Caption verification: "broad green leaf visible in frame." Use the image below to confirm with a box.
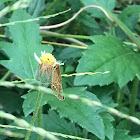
[81,0,115,18]
[100,112,114,140]
[114,129,132,140]
[0,9,53,79]
[0,87,23,113]
[74,33,140,87]
[22,87,105,139]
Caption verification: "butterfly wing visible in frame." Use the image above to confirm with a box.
[51,64,64,100]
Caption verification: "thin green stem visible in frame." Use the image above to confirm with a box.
[40,30,88,47]
[40,31,89,40]
[38,107,43,140]
[117,87,125,109]
[42,0,58,16]
[110,23,115,36]
[0,71,11,81]
[25,91,43,140]
[127,76,139,130]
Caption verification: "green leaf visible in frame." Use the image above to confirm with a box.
[107,9,140,48]
[0,50,7,60]
[116,5,140,39]
[67,0,81,12]
[81,0,115,18]
[74,33,140,87]
[22,90,37,117]
[0,87,23,113]
[93,85,117,109]
[57,47,83,60]
[27,0,45,18]
[22,87,105,139]
[116,15,138,40]
[100,112,114,140]
[114,129,132,140]
[11,112,82,140]
[118,5,140,22]
[44,110,81,137]
[0,9,53,79]
[78,13,102,35]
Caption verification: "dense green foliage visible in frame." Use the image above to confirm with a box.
[0,0,140,140]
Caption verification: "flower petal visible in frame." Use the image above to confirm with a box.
[34,53,42,64]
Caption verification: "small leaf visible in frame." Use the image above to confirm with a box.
[0,9,53,79]
[74,33,140,87]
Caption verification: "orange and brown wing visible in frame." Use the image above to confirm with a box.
[51,64,64,100]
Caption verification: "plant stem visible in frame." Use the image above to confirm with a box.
[127,76,139,130]
[25,91,43,140]
[117,87,125,109]
[110,23,115,36]
[38,107,43,140]
[40,30,89,40]
[0,71,11,81]
[42,40,87,49]
[42,0,58,16]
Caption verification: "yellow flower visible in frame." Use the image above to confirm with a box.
[40,53,55,66]
[34,51,56,66]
